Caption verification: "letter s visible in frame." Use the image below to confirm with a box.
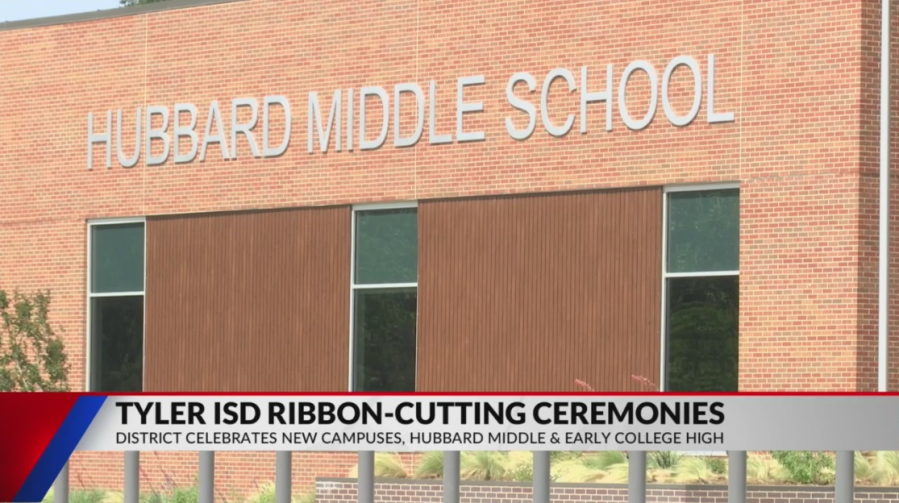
[709,402,725,425]
[505,72,536,140]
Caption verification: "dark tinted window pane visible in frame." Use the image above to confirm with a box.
[667,190,739,273]
[91,223,145,293]
[355,209,417,284]
[666,276,738,392]
[353,288,416,392]
[90,296,143,392]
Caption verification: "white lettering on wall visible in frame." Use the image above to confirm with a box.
[308,90,342,153]
[541,68,576,137]
[505,72,536,141]
[86,55,735,169]
[174,104,198,163]
[117,107,142,168]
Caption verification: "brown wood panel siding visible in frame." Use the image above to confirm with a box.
[418,188,662,392]
[145,207,351,391]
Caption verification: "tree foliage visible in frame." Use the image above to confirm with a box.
[120,0,171,6]
[0,290,70,392]
[771,451,835,485]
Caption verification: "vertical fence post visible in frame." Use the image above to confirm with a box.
[836,451,854,503]
[276,452,292,503]
[628,452,646,503]
[124,452,140,503]
[728,451,746,503]
[358,452,375,503]
[199,452,215,503]
[533,451,550,503]
[444,452,460,503]
[54,461,69,503]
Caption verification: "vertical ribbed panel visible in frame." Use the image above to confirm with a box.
[418,188,662,392]
[145,207,351,391]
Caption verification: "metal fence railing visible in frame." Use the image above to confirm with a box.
[53,451,858,503]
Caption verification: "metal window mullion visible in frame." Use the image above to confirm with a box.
[348,204,419,392]
[353,201,418,211]
[86,218,147,394]
[86,218,147,395]
[663,182,740,193]
[88,291,146,298]
[663,270,739,279]
[659,190,669,391]
[348,207,357,391]
[661,185,741,392]
[351,282,418,290]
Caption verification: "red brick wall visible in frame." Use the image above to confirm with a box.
[315,479,899,503]
[69,452,425,496]
[859,0,899,392]
[0,0,888,497]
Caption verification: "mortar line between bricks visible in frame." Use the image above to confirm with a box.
[740,0,744,184]
[414,0,420,201]
[143,12,149,214]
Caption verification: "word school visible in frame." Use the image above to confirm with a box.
[87,55,734,169]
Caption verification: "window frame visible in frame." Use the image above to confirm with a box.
[659,182,740,392]
[85,217,147,392]
[660,183,739,458]
[348,201,419,392]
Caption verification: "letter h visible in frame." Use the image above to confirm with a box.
[88,111,112,169]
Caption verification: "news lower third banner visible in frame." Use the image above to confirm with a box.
[3,394,899,502]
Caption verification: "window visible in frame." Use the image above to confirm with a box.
[663,187,739,392]
[88,220,145,392]
[350,204,418,392]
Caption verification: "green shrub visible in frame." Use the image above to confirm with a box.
[705,457,728,475]
[649,452,683,470]
[672,457,716,484]
[141,486,198,503]
[602,461,631,483]
[581,451,626,471]
[551,459,604,483]
[855,452,876,484]
[747,455,789,484]
[245,483,308,503]
[771,451,834,485]
[414,452,444,479]
[347,453,408,479]
[872,451,899,485]
[460,452,507,481]
[507,462,534,482]
[550,451,581,463]
[69,490,106,503]
[506,451,534,482]
[247,483,275,503]
[374,453,408,478]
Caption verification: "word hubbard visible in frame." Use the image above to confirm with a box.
[87,54,733,169]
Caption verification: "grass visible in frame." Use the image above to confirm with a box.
[347,452,410,479]
[460,451,507,481]
[414,452,444,479]
[140,486,198,503]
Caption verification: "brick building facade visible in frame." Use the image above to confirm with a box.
[1,0,898,497]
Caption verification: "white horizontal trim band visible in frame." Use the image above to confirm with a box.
[351,283,418,290]
[353,202,418,211]
[87,217,146,225]
[88,291,145,297]
[664,182,739,193]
